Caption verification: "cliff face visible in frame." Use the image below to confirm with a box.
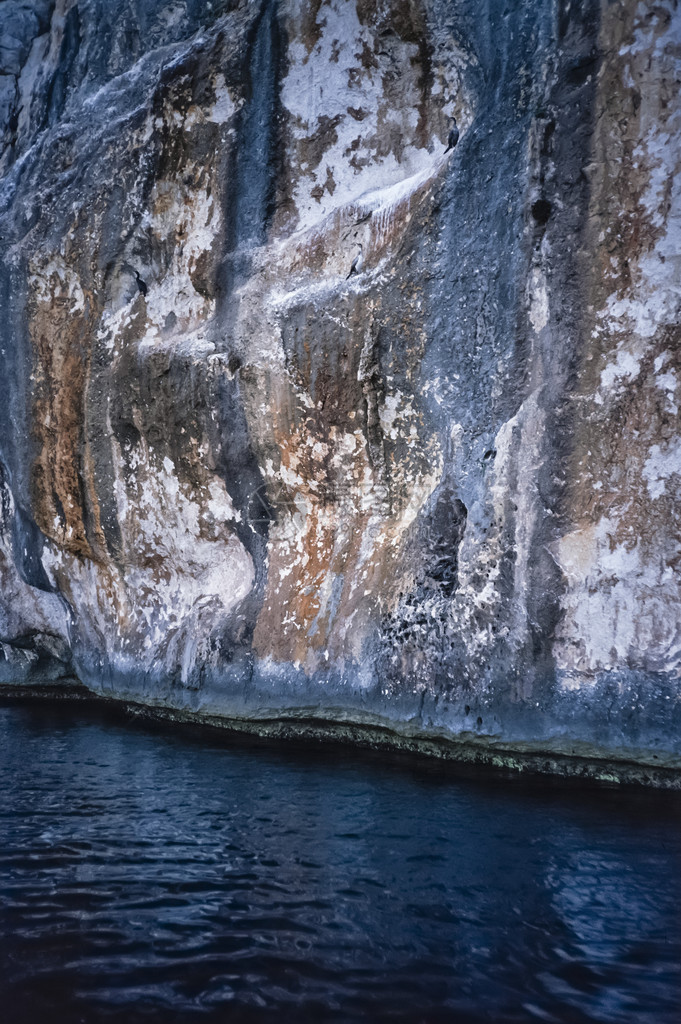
[1,0,680,775]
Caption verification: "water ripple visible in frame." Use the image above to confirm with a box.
[1,703,680,1023]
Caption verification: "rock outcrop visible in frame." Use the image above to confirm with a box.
[1,0,680,779]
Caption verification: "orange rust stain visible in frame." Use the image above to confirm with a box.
[250,390,420,668]
[29,289,94,559]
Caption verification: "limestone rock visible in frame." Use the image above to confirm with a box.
[0,0,679,777]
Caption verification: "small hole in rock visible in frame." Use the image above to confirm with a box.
[531,198,552,225]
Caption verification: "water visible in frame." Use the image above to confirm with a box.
[1,701,680,1023]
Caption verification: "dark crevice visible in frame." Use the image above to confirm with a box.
[220,0,285,300]
[531,198,552,225]
[524,0,604,695]
[11,504,53,592]
[418,488,468,598]
[207,1,287,639]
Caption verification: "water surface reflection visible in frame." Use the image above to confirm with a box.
[1,702,679,1022]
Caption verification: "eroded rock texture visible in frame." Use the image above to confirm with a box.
[1,0,680,771]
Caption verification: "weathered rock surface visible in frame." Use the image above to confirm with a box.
[1,0,680,778]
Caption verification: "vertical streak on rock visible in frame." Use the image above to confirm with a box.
[43,3,80,129]
[221,0,284,297]
[211,2,288,652]
[0,254,55,595]
[522,0,603,694]
[234,0,283,249]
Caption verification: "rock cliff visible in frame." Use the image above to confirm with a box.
[1,0,680,780]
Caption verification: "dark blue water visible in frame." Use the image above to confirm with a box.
[1,702,680,1023]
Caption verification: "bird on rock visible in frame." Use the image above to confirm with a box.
[134,269,148,297]
[346,243,364,279]
[444,119,459,153]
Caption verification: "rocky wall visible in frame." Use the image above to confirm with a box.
[1,0,679,778]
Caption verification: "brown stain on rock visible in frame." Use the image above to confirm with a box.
[548,0,681,680]
[566,0,681,535]
[29,271,94,560]
[356,0,434,147]
[248,189,439,669]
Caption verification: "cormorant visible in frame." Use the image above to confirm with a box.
[346,244,364,279]
[444,120,459,153]
[134,269,148,297]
